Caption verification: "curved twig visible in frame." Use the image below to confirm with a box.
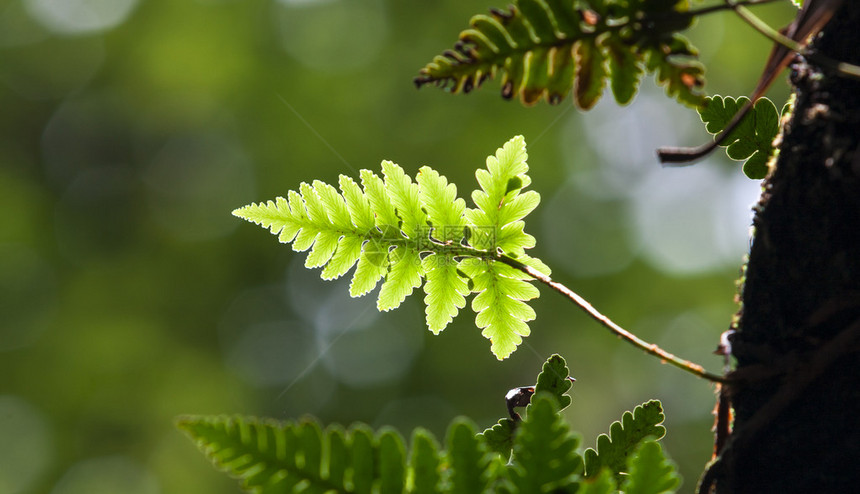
[495,254,728,383]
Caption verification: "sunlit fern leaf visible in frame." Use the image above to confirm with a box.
[446,419,492,494]
[422,255,470,334]
[583,400,667,483]
[414,0,704,108]
[409,429,443,494]
[697,95,781,179]
[507,393,583,492]
[461,260,539,359]
[234,136,546,360]
[622,440,681,494]
[466,135,541,261]
[417,167,469,333]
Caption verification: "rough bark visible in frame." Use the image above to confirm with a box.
[713,4,860,493]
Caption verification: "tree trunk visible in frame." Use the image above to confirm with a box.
[715,3,860,493]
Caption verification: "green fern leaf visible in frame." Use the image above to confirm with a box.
[446,419,492,494]
[697,95,781,179]
[176,415,346,493]
[466,135,540,260]
[480,418,518,458]
[379,428,407,494]
[507,393,583,492]
[577,469,617,494]
[462,261,539,359]
[414,0,704,108]
[574,37,608,110]
[422,255,470,334]
[234,136,546,360]
[349,424,376,494]
[583,400,667,482]
[417,167,470,333]
[622,440,681,494]
[532,353,574,411]
[409,429,443,494]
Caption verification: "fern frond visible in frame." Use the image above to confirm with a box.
[414,0,705,108]
[446,419,492,494]
[234,136,546,360]
[479,353,575,457]
[176,416,345,493]
[583,400,667,482]
[697,95,782,179]
[622,440,681,494]
[409,428,443,494]
[507,393,583,492]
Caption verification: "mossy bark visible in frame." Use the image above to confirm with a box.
[715,4,860,493]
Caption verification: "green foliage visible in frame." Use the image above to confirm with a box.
[479,353,575,457]
[506,393,583,492]
[414,0,705,109]
[233,136,547,360]
[621,440,681,494]
[179,356,680,493]
[697,95,783,179]
[583,400,667,483]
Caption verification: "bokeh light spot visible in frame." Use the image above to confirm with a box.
[0,244,56,352]
[0,395,52,493]
[25,0,139,36]
[274,0,387,72]
[144,132,256,242]
[50,456,159,494]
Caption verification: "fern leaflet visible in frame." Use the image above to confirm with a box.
[697,95,783,179]
[583,400,667,482]
[414,0,705,109]
[621,440,681,494]
[233,136,545,360]
[507,393,583,492]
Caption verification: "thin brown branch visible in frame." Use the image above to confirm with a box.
[496,255,728,383]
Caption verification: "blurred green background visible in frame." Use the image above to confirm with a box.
[1,0,797,492]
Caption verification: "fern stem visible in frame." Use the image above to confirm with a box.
[675,0,781,18]
[495,255,728,384]
[730,0,860,81]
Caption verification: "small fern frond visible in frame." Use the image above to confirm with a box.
[531,353,574,410]
[480,353,575,458]
[622,440,681,494]
[414,0,704,108]
[583,400,667,482]
[507,393,583,492]
[234,136,546,360]
[697,95,782,179]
